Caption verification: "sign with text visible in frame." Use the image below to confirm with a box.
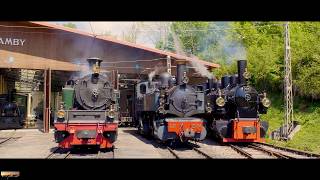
[0,37,26,46]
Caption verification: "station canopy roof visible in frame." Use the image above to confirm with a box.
[0,21,219,79]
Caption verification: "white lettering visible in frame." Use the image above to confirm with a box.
[13,39,19,46]
[0,37,26,46]
[5,38,12,45]
[20,39,26,46]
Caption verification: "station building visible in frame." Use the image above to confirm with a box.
[0,21,219,132]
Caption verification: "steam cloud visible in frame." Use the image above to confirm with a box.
[148,65,167,82]
[171,29,215,79]
[218,35,247,64]
[189,55,214,79]
[199,22,247,64]
[70,58,91,80]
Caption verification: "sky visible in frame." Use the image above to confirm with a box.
[51,21,168,48]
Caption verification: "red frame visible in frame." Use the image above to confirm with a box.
[166,119,205,139]
[222,119,265,143]
[54,122,117,149]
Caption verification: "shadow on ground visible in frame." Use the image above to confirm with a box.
[121,128,168,150]
[121,128,223,151]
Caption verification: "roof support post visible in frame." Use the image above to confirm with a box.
[43,68,51,133]
[167,55,171,75]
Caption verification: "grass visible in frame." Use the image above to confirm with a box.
[261,93,320,153]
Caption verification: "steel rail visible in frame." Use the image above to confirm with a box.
[256,142,320,158]
[0,130,16,145]
[228,144,253,159]
[247,144,293,159]
[192,147,213,159]
[167,147,180,159]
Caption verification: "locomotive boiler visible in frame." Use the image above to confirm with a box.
[206,60,270,142]
[54,57,119,149]
[135,61,207,144]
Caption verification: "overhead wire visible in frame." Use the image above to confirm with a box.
[88,21,97,58]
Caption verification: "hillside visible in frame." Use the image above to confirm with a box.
[261,93,320,153]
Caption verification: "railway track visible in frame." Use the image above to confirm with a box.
[46,147,71,159]
[96,148,115,159]
[0,130,21,146]
[255,142,320,159]
[166,142,213,159]
[228,143,320,159]
[229,144,292,159]
[228,144,254,159]
[46,147,115,159]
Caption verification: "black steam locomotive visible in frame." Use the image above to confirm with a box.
[205,60,270,142]
[54,57,119,149]
[0,90,24,130]
[135,61,207,143]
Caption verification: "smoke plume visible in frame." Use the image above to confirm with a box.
[198,22,247,64]
[148,65,166,82]
[70,58,91,80]
[171,28,215,79]
[189,55,214,79]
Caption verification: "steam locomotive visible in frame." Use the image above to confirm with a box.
[54,58,119,149]
[205,60,270,142]
[0,90,24,130]
[135,61,207,144]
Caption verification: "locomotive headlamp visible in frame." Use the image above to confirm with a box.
[216,97,225,107]
[206,103,212,113]
[57,110,65,118]
[108,110,115,119]
[92,62,100,74]
[261,93,271,107]
[158,106,166,114]
[243,68,251,79]
[107,105,115,118]
[182,72,189,84]
[262,97,271,107]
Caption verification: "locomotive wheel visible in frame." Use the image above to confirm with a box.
[167,139,179,148]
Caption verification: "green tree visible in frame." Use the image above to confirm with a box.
[290,22,320,99]
[171,22,210,55]
[233,21,320,98]
[155,32,176,52]
[154,21,320,99]
[62,23,77,29]
[230,21,284,91]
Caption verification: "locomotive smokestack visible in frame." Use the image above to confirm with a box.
[87,57,103,74]
[221,75,230,89]
[237,60,247,85]
[176,60,187,85]
[230,74,238,87]
[207,78,215,90]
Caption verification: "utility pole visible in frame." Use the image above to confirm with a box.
[282,21,294,140]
